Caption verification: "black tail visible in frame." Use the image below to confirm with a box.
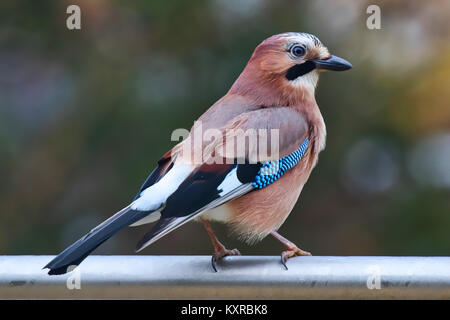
[44,206,149,275]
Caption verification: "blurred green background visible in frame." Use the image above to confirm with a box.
[0,0,449,258]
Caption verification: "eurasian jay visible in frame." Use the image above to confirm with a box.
[45,32,351,275]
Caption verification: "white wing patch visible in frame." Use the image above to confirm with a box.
[217,167,242,196]
[131,162,194,211]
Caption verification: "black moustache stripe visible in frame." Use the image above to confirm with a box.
[285,61,316,81]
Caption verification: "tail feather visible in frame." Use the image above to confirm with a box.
[44,206,149,275]
[135,216,190,252]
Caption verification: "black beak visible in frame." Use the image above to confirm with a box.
[312,55,352,71]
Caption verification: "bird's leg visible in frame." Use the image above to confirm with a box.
[200,217,240,272]
[271,231,311,270]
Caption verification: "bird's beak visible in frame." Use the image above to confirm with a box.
[312,55,352,71]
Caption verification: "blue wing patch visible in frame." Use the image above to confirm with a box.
[252,138,309,189]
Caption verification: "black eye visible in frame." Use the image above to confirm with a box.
[290,45,306,57]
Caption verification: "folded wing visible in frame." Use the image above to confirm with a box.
[134,107,310,251]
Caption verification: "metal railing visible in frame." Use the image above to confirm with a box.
[1,255,449,299]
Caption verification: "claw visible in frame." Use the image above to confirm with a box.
[211,256,218,273]
[210,248,241,272]
[280,248,311,270]
[280,253,288,270]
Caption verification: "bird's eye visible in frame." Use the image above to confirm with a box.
[290,45,306,57]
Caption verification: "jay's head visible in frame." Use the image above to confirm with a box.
[232,32,351,105]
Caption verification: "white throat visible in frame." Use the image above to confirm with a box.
[289,70,319,93]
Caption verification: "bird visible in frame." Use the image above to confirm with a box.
[44,32,351,275]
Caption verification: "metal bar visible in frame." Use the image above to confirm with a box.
[1,255,449,299]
